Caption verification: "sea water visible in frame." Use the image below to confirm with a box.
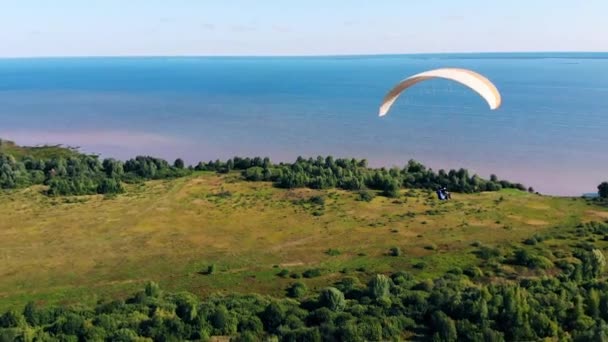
[0,53,607,195]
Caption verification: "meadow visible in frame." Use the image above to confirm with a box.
[1,171,606,310]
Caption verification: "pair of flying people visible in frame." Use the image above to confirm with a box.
[436,187,451,201]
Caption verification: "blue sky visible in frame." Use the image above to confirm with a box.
[0,0,606,57]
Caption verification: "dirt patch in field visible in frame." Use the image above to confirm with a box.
[280,262,305,267]
[468,220,494,228]
[508,215,548,226]
[527,203,551,210]
[588,210,608,219]
[270,236,315,251]
[191,198,205,205]
[524,219,548,226]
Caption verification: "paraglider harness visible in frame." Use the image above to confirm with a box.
[436,187,451,201]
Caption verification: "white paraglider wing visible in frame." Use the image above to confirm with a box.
[379,68,502,116]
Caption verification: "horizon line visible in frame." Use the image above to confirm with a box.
[1,50,607,60]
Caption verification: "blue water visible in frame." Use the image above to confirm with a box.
[0,53,607,195]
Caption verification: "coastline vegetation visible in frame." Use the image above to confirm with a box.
[0,139,526,198]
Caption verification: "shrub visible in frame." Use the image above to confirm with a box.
[309,195,325,205]
[303,268,322,278]
[389,247,402,257]
[336,276,361,293]
[447,267,463,275]
[215,190,232,198]
[413,279,434,291]
[413,262,427,270]
[326,249,341,256]
[391,271,414,284]
[243,167,265,181]
[97,178,123,194]
[277,269,290,278]
[206,264,216,275]
[464,266,484,278]
[358,190,375,202]
[511,249,554,269]
[287,282,307,298]
[475,246,501,260]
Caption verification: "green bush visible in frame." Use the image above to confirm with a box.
[309,195,325,206]
[463,266,484,278]
[287,282,307,298]
[357,190,375,202]
[206,264,216,275]
[424,244,437,251]
[389,247,401,257]
[303,268,322,278]
[326,249,341,256]
[413,262,427,270]
[475,246,501,260]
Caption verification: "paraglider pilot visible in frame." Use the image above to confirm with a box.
[436,187,451,200]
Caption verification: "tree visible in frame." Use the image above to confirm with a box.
[577,249,606,279]
[319,287,346,312]
[592,249,606,277]
[174,158,185,169]
[102,158,124,178]
[260,302,285,333]
[497,286,534,341]
[210,306,236,335]
[195,161,206,171]
[368,275,390,301]
[587,288,601,319]
[431,311,457,342]
[599,182,608,199]
[175,294,198,323]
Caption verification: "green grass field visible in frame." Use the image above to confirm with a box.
[1,171,606,309]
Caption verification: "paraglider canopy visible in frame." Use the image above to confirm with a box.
[379,68,502,117]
